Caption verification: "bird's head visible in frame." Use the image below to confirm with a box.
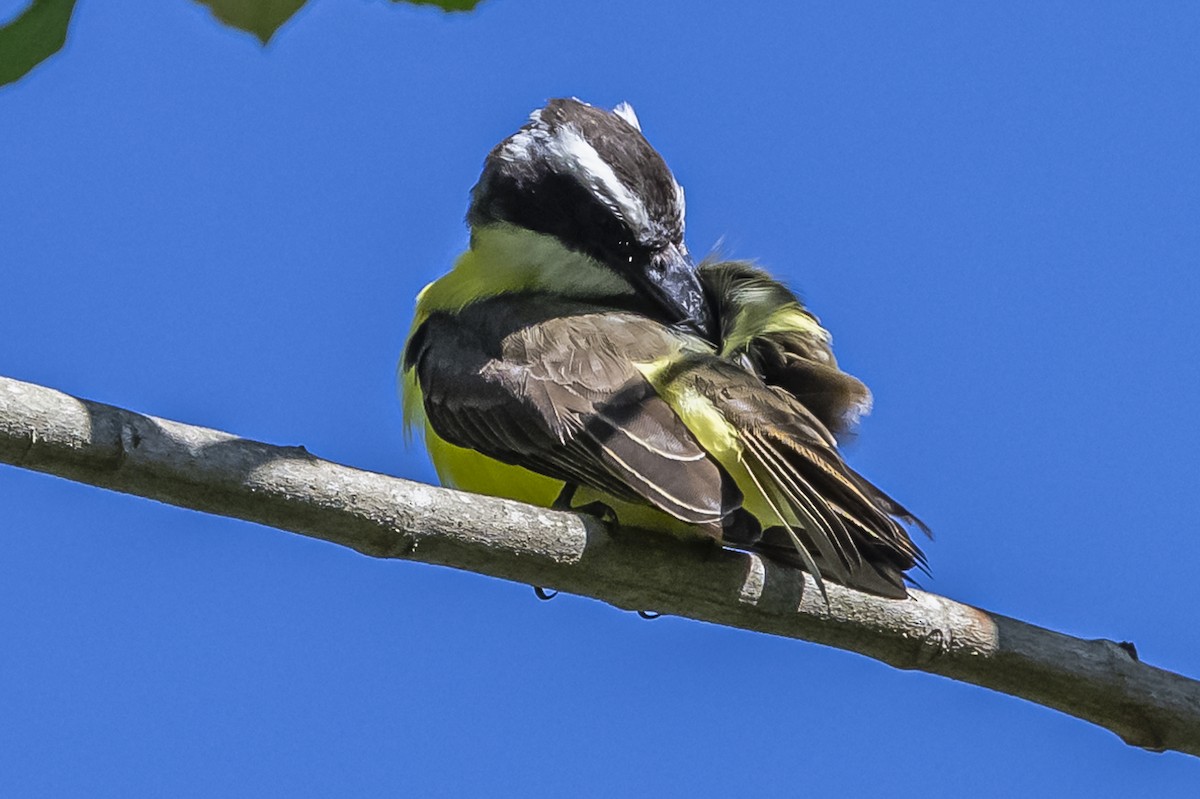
[468,98,712,337]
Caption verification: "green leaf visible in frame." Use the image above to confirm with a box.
[195,0,484,46]
[397,0,485,10]
[0,0,485,88]
[0,0,77,88]
[193,0,308,45]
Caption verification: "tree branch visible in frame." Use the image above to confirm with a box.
[2,374,1197,756]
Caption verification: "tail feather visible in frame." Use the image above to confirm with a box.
[697,259,931,598]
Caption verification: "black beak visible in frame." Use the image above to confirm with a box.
[632,244,714,340]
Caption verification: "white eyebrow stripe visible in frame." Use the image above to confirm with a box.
[501,128,535,161]
[548,125,651,232]
[498,103,674,238]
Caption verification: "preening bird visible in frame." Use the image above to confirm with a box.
[402,98,928,599]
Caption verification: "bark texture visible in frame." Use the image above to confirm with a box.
[2,374,1197,756]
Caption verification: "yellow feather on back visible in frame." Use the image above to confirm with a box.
[633,358,798,530]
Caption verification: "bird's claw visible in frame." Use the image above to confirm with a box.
[552,482,579,511]
[533,586,559,601]
[576,500,619,528]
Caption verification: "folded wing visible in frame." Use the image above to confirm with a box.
[407,291,927,598]
[405,295,740,534]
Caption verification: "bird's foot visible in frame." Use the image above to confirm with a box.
[552,482,579,511]
[575,500,619,528]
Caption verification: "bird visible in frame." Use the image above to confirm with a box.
[401,98,928,599]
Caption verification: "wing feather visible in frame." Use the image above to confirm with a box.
[408,296,739,532]
[408,290,926,597]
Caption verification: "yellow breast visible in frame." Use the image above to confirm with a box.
[423,417,567,507]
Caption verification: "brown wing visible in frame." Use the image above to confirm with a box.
[407,292,925,598]
[405,295,741,532]
[688,357,927,598]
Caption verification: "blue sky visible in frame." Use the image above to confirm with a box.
[3,1,1199,795]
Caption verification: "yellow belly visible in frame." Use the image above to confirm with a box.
[423,421,704,538]
[424,422,566,507]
